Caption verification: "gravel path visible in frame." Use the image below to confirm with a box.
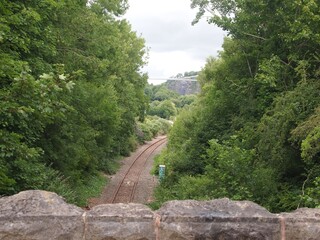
[88,136,167,207]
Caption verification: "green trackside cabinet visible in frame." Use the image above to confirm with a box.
[159,165,166,182]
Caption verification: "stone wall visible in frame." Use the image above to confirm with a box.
[0,190,319,240]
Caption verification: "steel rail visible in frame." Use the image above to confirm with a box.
[129,139,167,202]
[111,137,167,203]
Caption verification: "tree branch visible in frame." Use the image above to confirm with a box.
[243,32,267,41]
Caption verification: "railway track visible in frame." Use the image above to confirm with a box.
[110,136,167,204]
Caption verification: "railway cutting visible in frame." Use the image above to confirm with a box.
[88,136,167,207]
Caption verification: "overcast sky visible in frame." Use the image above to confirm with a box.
[124,0,226,84]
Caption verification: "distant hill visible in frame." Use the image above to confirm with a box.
[164,80,200,95]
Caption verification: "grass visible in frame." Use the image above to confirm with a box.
[72,173,108,207]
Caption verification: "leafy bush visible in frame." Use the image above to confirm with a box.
[135,116,171,143]
[302,177,320,208]
[148,100,177,119]
[152,137,278,211]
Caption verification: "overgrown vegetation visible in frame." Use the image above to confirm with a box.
[145,79,198,120]
[152,0,320,212]
[0,0,158,205]
[135,116,171,143]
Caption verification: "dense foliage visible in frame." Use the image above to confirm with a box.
[153,0,320,212]
[136,116,171,143]
[145,80,197,120]
[0,0,151,205]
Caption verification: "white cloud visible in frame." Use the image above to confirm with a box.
[125,0,226,82]
[148,50,204,76]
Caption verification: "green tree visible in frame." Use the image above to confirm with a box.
[152,0,320,212]
[0,66,74,193]
[0,0,149,205]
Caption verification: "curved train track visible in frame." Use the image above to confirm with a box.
[110,136,167,204]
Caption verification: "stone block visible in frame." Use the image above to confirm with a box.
[85,203,155,240]
[156,199,281,240]
[0,190,84,240]
[279,208,320,240]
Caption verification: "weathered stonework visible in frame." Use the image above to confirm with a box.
[279,208,320,240]
[0,190,319,240]
[0,190,84,240]
[85,203,155,240]
[156,199,281,240]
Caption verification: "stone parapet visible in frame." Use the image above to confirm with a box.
[0,190,319,240]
